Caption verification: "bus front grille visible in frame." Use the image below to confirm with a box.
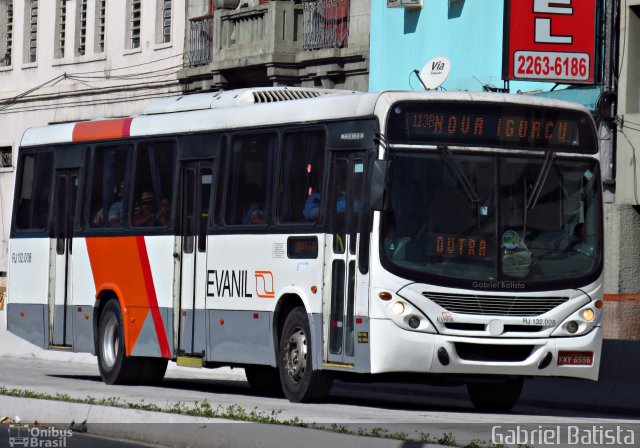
[454,343,534,362]
[423,292,568,317]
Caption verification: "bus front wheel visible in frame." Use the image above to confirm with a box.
[278,307,332,402]
[97,300,144,384]
[466,377,524,412]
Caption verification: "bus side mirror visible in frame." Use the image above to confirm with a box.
[370,159,390,211]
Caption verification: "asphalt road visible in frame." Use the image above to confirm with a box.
[1,358,639,447]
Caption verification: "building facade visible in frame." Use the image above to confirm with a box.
[179,0,370,92]
[0,0,186,274]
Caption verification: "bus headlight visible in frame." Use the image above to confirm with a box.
[391,301,405,315]
[408,316,421,329]
[377,291,436,333]
[552,303,602,337]
[582,308,595,322]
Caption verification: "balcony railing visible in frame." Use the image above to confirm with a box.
[303,0,349,51]
[186,15,214,67]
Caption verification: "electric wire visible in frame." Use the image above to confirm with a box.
[71,52,185,75]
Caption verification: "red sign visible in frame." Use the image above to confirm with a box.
[503,0,597,84]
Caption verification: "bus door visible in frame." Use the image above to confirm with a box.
[177,161,213,357]
[324,152,367,365]
[51,169,79,347]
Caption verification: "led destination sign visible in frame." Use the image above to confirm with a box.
[387,102,597,153]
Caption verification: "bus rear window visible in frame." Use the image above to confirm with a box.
[15,152,54,231]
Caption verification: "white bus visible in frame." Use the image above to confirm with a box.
[7,88,603,411]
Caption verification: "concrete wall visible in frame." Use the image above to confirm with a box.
[616,0,640,205]
[0,0,186,273]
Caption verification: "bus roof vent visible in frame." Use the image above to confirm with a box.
[143,87,353,115]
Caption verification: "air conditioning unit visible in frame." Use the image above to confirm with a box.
[387,0,423,8]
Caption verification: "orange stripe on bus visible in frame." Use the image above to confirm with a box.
[86,236,152,356]
[72,118,133,142]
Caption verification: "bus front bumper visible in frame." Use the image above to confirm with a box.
[369,319,602,381]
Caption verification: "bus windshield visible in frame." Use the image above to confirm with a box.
[380,151,602,290]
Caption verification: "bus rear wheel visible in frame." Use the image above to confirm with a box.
[466,377,524,412]
[97,300,144,385]
[245,365,284,397]
[278,307,332,402]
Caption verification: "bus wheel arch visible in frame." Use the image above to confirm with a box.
[96,298,145,384]
[274,293,306,350]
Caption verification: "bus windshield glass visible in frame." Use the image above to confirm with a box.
[380,151,602,290]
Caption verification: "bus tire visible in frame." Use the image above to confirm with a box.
[138,357,168,385]
[278,307,332,402]
[97,300,144,385]
[466,377,524,412]
[245,365,284,397]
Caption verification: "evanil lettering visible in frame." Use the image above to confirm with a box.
[206,270,253,298]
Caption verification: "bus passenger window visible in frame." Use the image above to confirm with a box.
[277,131,325,224]
[131,141,176,228]
[225,134,275,226]
[89,145,131,229]
[15,152,54,231]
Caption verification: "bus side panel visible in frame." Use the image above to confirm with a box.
[6,238,51,349]
[70,238,98,353]
[207,310,275,365]
[85,235,173,359]
[205,234,323,365]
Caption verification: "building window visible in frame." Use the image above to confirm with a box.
[24,0,37,63]
[0,0,13,66]
[75,0,87,55]
[157,0,171,44]
[303,0,350,51]
[55,0,66,58]
[95,0,105,53]
[0,146,12,168]
[128,0,141,49]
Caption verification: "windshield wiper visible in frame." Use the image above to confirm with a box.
[526,151,555,211]
[438,145,479,203]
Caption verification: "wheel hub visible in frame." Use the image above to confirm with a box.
[284,327,307,383]
[102,317,119,368]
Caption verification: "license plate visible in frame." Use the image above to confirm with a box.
[557,351,593,366]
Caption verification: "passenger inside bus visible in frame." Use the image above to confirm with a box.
[107,181,126,227]
[92,180,126,227]
[249,208,266,224]
[132,191,156,226]
[303,191,321,221]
